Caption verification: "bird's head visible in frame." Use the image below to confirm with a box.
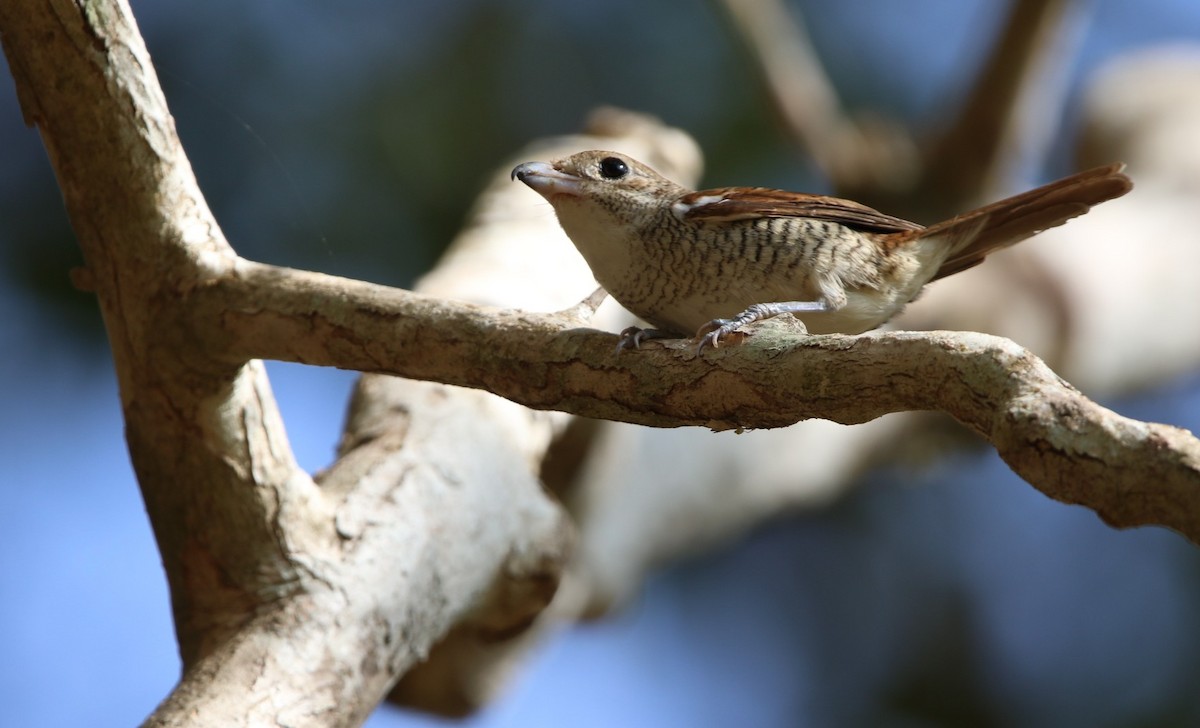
[512,150,686,232]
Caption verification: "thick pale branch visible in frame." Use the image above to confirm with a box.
[372,117,704,716]
[199,259,1200,543]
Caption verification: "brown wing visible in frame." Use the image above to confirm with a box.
[675,187,924,234]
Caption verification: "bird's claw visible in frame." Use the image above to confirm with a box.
[694,318,740,355]
[616,327,646,352]
[615,326,674,353]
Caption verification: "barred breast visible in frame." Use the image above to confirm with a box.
[619,213,918,335]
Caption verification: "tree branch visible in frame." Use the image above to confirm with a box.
[718,0,1087,209]
[714,0,918,193]
[2,1,573,725]
[924,0,1083,205]
[195,261,1200,543]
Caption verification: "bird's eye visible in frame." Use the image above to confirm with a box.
[598,156,630,180]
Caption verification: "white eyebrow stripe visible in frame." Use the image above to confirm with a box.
[671,194,728,221]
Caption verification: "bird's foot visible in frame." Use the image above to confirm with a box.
[694,301,825,354]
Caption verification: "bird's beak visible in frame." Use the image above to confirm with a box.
[511,161,583,199]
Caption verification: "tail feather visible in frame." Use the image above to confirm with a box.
[920,163,1132,281]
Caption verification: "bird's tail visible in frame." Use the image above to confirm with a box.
[919,163,1132,280]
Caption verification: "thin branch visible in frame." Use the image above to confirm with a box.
[199,259,1200,544]
[714,0,918,194]
[717,0,1087,208]
[925,0,1082,205]
[715,0,843,167]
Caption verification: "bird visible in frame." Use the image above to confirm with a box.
[511,150,1132,353]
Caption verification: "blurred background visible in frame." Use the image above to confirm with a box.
[2,0,1200,726]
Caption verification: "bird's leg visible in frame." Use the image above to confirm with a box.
[695,301,828,354]
[616,326,678,352]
